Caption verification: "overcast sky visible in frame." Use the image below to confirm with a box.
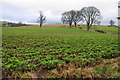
[0,0,119,25]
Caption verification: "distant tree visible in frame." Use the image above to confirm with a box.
[96,21,101,25]
[18,22,22,26]
[81,6,101,30]
[61,10,76,27]
[73,10,83,27]
[38,11,46,27]
[2,21,7,27]
[109,20,115,26]
[61,17,66,24]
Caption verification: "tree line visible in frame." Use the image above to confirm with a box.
[38,6,116,30]
[1,21,30,27]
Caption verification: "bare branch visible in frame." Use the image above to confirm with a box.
[37,11,46,27]
[81,6,101,30]
[61,10,83,27]
[109,20,115,26]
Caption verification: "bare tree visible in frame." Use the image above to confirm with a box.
[61,17,66,24]
[81,6,101,30]
[38,11,46,27]
[109,20,115,26]
[73,10,83,27]
[96,21,101,26]
[61,10,76,27]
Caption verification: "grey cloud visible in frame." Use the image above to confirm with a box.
[0,0,119,25]
[1,2,34,23]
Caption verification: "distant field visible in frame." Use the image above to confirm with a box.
[2,27,120,78]
[21,24,70,27]
[21,24,119,34]
[77,25,119,34]
[0,21,6,24]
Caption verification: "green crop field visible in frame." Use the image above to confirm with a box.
[2,27,120,78]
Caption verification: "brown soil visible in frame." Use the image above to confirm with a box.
[20,24,109,28]
[20,24,70,27]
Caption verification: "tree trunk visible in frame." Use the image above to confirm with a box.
[69,23,72,27]
[86,26,90,30]
[40,24,42,27]
[94,26,96,29]
[74,22,77,27]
